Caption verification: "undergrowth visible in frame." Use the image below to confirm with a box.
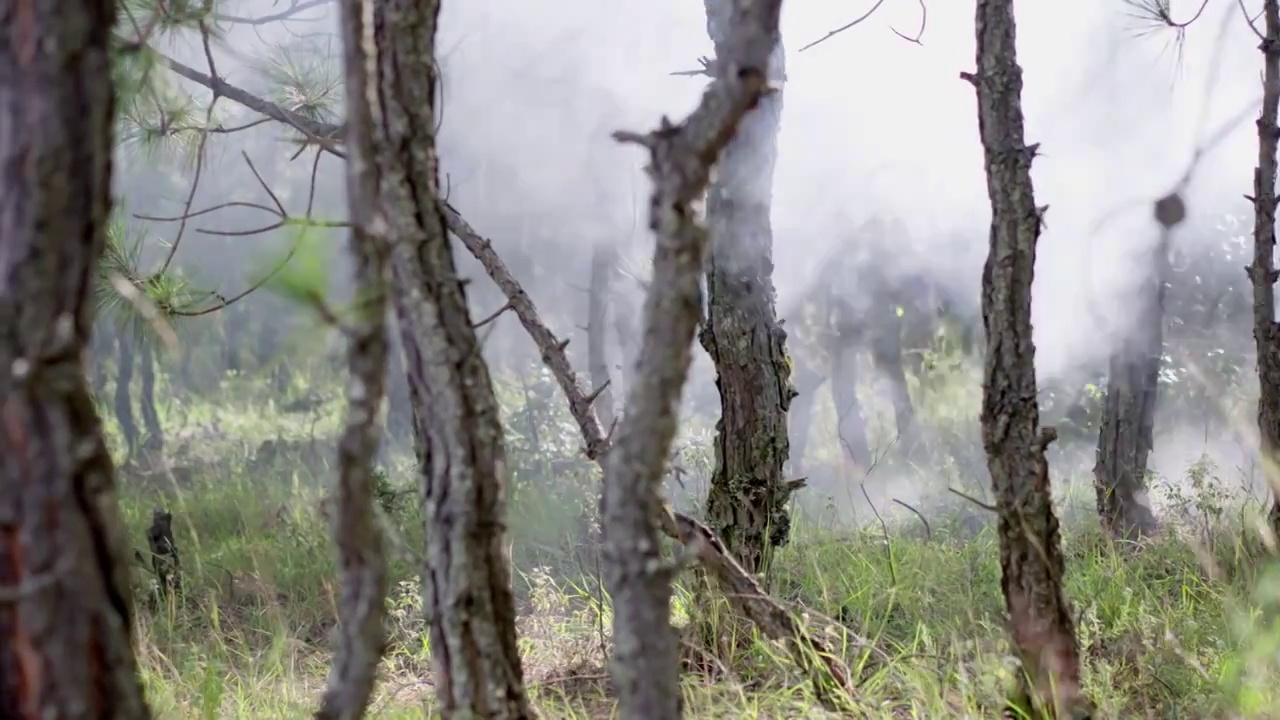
[105,360,1280,719]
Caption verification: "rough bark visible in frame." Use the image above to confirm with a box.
[587,242,618,426]
[314,1,393,716]
[698,0,796,577]
[1250,0,1280,536]
[966,0,1085,716]
[1093,238,1166,541]
[370,1,533,717]
[0,0,153,716]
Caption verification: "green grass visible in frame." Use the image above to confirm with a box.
[105,362,1280,719]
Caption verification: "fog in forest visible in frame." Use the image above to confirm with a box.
[117,0,1269,529]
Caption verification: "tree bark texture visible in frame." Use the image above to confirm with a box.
[698,0,796,576]
[1250,0,1280,536]
[366,1,534,717]
[314,0,394,716]
[0,0,153,716]
[603,1,785,716]
[967,0,1085,716]
[1093,239,1166,541]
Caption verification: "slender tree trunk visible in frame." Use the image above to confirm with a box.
[1250,0,1280,535]
[369,1,533,717]
[91,323,113,398]
[830,338,872,467]
[313,2,395,717]
[115,336,139,461]
[0,0,152,716]
[384,313,414,448]
[139,340,164,456]
[866,299,917,453]
[588,242,618,426]
[1094,239,1166,540]
[698,0,796,576]
[967,0,1085,716]
[223,303,245,374]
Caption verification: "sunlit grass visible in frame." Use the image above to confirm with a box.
[106,363,1280,718]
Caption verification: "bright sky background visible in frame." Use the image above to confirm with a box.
[442,1,1262,380]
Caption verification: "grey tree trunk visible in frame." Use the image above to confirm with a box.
[588,242,618,425]
[604,1,785,715]
[115,335,139,461]
[1249,0,1280,536]
[967,0,1085,716]
[0,0,152,716]
[698,0,796,576]
[367,1,533,717]
[313,0,394,716]
[384,313,414,448]
[139,340,164,457]
[1093,239,1166,541]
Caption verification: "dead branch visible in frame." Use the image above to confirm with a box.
[799,0,927,52]
[137,150,339,318]
[214,0,331,25]
[671,515,858,712]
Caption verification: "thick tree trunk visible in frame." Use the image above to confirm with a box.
[313,2,395,717]
[1250,0,1280,535]
[0,0,153,716]
[967,1,1085,716]
[1093,239,1166,540]
[369,2,533,717]
[588,242,618,426]
[698,0,796,576]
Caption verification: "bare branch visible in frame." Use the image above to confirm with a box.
[214,0,331,26]
[798,0,891,52]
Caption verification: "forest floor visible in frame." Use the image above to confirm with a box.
[112,381,1280,718]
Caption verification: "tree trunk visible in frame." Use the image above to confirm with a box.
[967,0,1085,716]
[222,303,245,374]
[91,323,113,398]
[139,340,164,456]
[588,242,618,426]
[384,314,414,449]
[830,336,872,467]
[1250,0,1280,535]
[369,1,533,717]
[115,335,139,462]
[866,298,918,454]
[0,0,152,715]
[604,2,783,714]
[313,2,395,717]
[698,0,796,577]
[1093,239,1166,541]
